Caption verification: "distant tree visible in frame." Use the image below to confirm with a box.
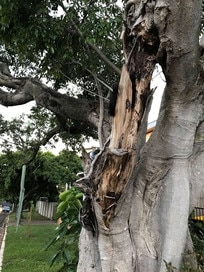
[0,151,25,202]
[0,106,90,163]
[0,150,82,205]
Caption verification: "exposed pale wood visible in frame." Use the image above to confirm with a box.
[94,65,153,227]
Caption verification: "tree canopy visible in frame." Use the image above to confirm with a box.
[0,0,122,79]
[0,150,83,204]
[0,0,124,154]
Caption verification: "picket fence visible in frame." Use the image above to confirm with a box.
[36,200,58,220]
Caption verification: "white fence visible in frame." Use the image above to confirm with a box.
[36,201,58,220]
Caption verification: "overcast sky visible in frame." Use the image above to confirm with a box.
[149,65,166,123]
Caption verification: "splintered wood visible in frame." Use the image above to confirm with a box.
[98,64,153,228]
[110,64,148,151]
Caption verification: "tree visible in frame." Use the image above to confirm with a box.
[0,150,82,205]
[0,1,204,272]
[0,151,23,202]
[0,0,122,149]
[76,1,204,271]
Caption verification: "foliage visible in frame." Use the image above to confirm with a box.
[164,261,177,272]
[189,219,204,270]
[0,109,54,153]
[46,187,83,272]
[0,151,24,201]
[0,0,123,151]
[0,0,122,87]
[0,107,90,156]
[0,150,83,205]
[2,225,61,272]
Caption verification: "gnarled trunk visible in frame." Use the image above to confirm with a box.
[76,1,204,271]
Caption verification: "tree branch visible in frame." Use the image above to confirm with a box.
[25,126,62,164]
[0,73,93,121]
[0,70,112,137]
[94,74,104,148]
[86,41,121,75]
[59,2,121,75]
[70,20,121,75]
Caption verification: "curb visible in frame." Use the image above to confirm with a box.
[0,219,8,272]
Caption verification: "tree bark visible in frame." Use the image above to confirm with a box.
[77,1,204,271]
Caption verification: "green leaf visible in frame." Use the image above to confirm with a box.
[50,250,62,267]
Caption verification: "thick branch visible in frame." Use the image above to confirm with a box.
[154,0,201,87]
[0,72,111,135]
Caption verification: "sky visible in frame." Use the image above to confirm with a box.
[149,65,166,123]
[0,102,34,119]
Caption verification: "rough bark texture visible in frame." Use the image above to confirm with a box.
[76,1,204,272]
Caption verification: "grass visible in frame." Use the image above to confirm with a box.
[8,210,52,224]
[2,214,62,272]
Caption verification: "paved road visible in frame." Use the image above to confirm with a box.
[0,213,8,272]
[0,213,7,227]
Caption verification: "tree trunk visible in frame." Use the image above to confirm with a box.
[76,1,204,271]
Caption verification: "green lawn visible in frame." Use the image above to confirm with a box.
[2,224,62,272]
[8,210,53,224]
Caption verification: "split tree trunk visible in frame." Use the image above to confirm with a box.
[76,1,204,271]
